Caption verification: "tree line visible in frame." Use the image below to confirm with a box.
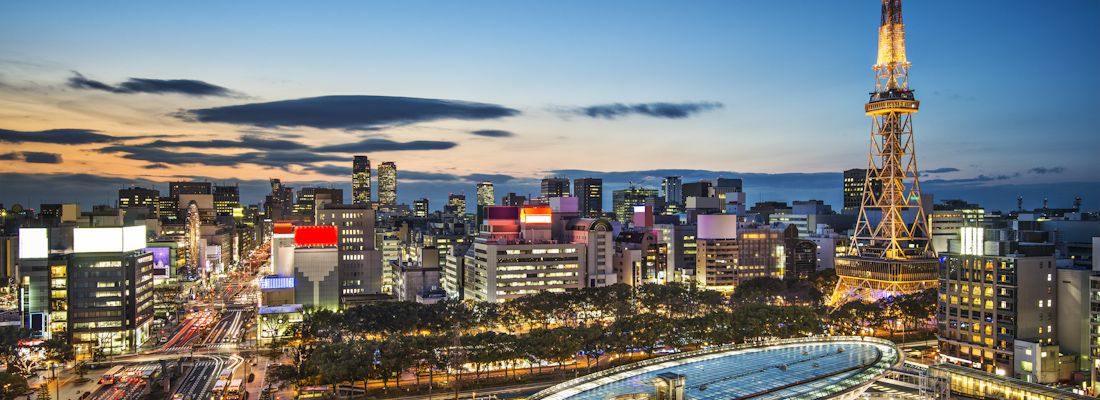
[267,269,937,395]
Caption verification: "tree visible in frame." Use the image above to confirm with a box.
[34,386,48,400]
[0,372,28,400]
[265,364,299,390]
[74,362,90,383]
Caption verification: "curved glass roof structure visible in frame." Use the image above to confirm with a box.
[530,337,900,400]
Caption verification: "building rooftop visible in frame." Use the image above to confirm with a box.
[530,337,899,400]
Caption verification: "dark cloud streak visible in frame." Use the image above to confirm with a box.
[178,95,520,130]
[67,72,238,97]
[571,102,723,119]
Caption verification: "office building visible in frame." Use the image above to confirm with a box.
[213,185,240,216]
[661,177,683,206]
[612,186,658,223]
[294,187,343,218]
[476,182,495,206]
[413,198,429,217]
[316,203,383,297]
[574,178,603,218]
[463,206,585,302]
[937,228,1058,382]
[502,192,528,207]
[118,187,160,210]
[352,156,371,204]
[681,181,712,202]
[540,177,570,202]
[446,194,467,215]
[566,218,617,287]
[378,162,397,205]
[615,230,669,286]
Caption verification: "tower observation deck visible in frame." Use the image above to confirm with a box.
[830,0,938,306]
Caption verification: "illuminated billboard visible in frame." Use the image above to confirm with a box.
[18,228,49,259]
[73,226,147,253]
[145,247,171,277]
[293,226,338,247]
[260,276,295,290]
[520,206,552,224]
[698,214,739,239]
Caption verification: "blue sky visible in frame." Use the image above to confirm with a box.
[0,1,1097,212]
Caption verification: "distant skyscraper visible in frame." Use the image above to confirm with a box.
[539,177,570,202]
[446,194,467,214]
[612,186,658,223]
[413,198,429,217]
[476,182,495,206]
[169,181,211,197]
[842,168,881,214]
[118,187,160,209]
[213,185,240,216]
[502,192,527,207]
[352,156,371,204]
[681,181,712,202]
[661,177,682,205]
[574,178,603,218]
[378,162,397,205]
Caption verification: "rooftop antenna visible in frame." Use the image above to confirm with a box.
[1017,196,1023,212]
[1073,196,1082,211]
[1042,198,1048,209]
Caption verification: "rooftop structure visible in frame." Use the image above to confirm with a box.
[530,336,900,400]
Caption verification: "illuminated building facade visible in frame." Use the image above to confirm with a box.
[378,162,397,205]
[316,203,383,298]
[573,178,603,218]
[612,186,658,223]
[352,155,371,204]
[502,192,528,207]
[936,229,1059,382]
[213,185,240,216]
[831,0,937,306]
[446,194,467,214]
[540,177,570,202]
[118,187,160,210]
[661,176,682,206]
[476,181,495,206]
[413,198,429,217]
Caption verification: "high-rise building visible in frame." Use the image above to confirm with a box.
[294,187,343,217]
[213,185,240,216]
[445,194,467,215]
[831,0,937,306]
[378,162,397,205]
[413,198,429,217]
[169,181,211,197]
[574,178,603,218]
[681,181,712,202]
[118,187,160,210]
[501,193,527,207]
[352,156,371,204]
[937,229,1058,381]
[661,176,683,206]
[612,186,658,223]
[476,182,495,206]
[316,203,384,298]
[539,177,570,202]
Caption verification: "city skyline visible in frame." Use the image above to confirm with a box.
[1,1,1098,211]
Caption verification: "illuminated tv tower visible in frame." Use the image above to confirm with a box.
[830,0,938,306]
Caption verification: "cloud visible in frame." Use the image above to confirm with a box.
[921,167,959,174]
[133,136,309,151]
[570,102,723,119]
[402,171,461,181]
[1028,166,1065,175]
[464,173,515,183]
[67,72,238,97]
[0,128,121,145]
[177,95,520,130]
[470,129,514,138]
[0,151,63,164]
[145,163,170,169]
[313,138,457,153]
[923,173,1020,185]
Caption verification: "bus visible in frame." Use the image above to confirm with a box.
[210,379,229,400]
[225,379,245,400]
[99,365,126,385]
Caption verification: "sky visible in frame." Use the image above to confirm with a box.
[1,1,1098,212]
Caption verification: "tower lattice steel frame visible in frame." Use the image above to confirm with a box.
[830,0,938,306]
